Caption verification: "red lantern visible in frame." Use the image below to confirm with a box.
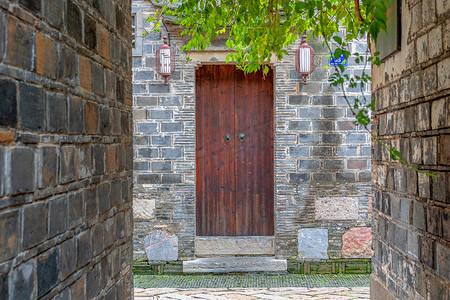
[295,34,315,85]
[156,36,175,85]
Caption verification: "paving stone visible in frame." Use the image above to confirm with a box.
[183,257,287,274]
[144,230,178,261]
[298,228,329,259]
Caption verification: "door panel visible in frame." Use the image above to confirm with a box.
[196,65,274,236]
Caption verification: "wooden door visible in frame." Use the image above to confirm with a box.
[196,65,274,236]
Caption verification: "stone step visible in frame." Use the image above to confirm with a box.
[183,257,287,274]
[195,236,275,257]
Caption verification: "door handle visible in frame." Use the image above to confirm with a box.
[224,134,231,142]
[239,133,246,142]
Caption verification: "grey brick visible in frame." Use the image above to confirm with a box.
[77,231,92,268]
[346,133,366,144]
[289,173,311,183]
[162,148,182,158]
[110,179,122,206]
[78,145,92,179]
[298,108,321,118]
[150,109,172,119]
[19,82,45,131]
[37,249,58,297]
[312,173,333,181]
[133,83,146,93]
[322,133,342,144]
[86,264,101,298]
[91,223,104,256]
[104,217,115,248]
[312,146,333,156]
[312,96,333,105]
[134,70,155,80]
[298,134,319,144]
[93,144,105,175]
[288,121,309,131]
[151,135,171,146]
[91,63,105,96]
[137,122,158,133]
[68,192,83,229]
[148,83,170,93]
[152,162,171,171]
[84,13,97,51]
[84,186,98,220]
[0,79,17,127]
[11,147,35,194]
[137,148,158,158]
[336,146,358,156]
[66,0,82,41]
[419,236,435,269]
[288,95,309,105]
[413,201,427,231]
[289,147,309,157]
[116,77,125,103]
[136,96,157,106]
[137,174,161,184]
[134,161,148,171]
[312,120,333,131]
[159,96,182,106]
[68,97,85,133]
[98,182,111,214]
[99,106,112,134]
[47,92,67,133]
[23,202,47,249]
[132,57,142,68]
[43,0,64,28]
[0,210,19,261]
[323,108,345,118]
[60,146,77,183]
[162,174,182,184]
[161,123,182,132]
[9,259,35,299]
[58,45,79,85]
[324,159,344,169]
[6,17,35,71]
[48,195,67,238]
[299,160,320,170]
[336,172,356,181]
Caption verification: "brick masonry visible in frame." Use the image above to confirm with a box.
[0,0,133,299]
[370,0,449,299]
[132,1,372,263]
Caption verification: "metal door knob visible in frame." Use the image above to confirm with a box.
[224,134,231,142]
[239,133,246,141]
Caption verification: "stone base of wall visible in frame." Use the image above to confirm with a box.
[288,259,372,275]
[133,257,371,275]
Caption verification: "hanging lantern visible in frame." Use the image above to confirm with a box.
[156,36,175,85]
[295,34,315,85]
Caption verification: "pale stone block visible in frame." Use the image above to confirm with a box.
[437,56,450,90]
[195,236,275,256]
[416,34,428,64]
[144,230,178,261]
[183,257,287,273]
[428,25,443,59]
[133,198,155,219]
[315,197,358,220]
[445,19,450,51]
[298,228,329,259]
[342,227,373,258]
[431,98,447,129]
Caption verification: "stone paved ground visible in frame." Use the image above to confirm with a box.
[134,287,370,299]
[134,275,370,299]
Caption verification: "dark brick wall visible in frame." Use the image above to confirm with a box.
[371,0,449,299]
[0,0,133,299]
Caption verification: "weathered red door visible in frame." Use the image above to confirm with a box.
[196,65,274,236]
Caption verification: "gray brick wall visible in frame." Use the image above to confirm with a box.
[132,0,372,261]
[0,0,133,299]
[370,0,449,299]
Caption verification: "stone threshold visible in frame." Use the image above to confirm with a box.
[183,257,287,274]
[195,236,275,257]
